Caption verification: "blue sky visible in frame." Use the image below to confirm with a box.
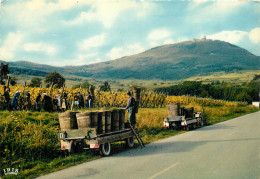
[0,0,259,66]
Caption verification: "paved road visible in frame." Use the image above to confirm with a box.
[38,111,260,179]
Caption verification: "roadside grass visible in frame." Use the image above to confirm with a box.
[0,105,258,178]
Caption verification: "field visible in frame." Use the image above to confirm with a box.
[0,95,258,178]
[11,70,260,90]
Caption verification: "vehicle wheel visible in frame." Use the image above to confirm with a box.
[185,125,190,131]
[126,137,135,148]
[100,142,111,156]
[193,123,197,129]
[200,119,205,127]
[204,119,208,125]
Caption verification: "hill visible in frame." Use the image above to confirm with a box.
[1,39,260,80]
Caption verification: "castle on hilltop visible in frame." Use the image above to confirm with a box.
[193,36,211,42]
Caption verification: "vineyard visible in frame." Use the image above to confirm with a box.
[0,85,247,110]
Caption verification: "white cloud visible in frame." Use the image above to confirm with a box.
[164,39,174,45]
[79,33,106,50]
[207,30,248,44]
[24,42,57,55]
[64,0,153,27]
[0,32,23,60]
[147,28,172,47]
[107,43,145,60]
[148,29,171,41]
[2,0,87,31]
[249,28,260,44]
[188,1,245,23]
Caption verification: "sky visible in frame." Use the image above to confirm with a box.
[0,0,259,66]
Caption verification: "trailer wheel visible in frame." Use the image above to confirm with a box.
[185,125,190,131]
[100,142,111,156]
[200,119,205,127]
[193,122,197,129]
[126,137,135,148]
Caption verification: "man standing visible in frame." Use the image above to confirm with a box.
[78,92,84,108]
[11,90,21,110]
[125,91,136,127]
[42,93,53,112]
[35,91,42,111]
[3,86,10,110]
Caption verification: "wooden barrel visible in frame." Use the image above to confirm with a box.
[58,112,78,131]
[105,111,112,133]
[166,103,180,117]
[111,109,119,131]
[97,111,105,134]
[119,109,125,130]
[133,87,141,113]
[125,122,131,129]
[135,100,140,113]
[185,107,194,118]
[133,87,141,101]
[76,112,91,129]
[90,112,98,131]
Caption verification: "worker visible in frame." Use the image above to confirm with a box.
[78,92,84,108]
[56,91,61,111]
[125,91,136,127]
[35,91,42,111]
[11,90,21,110]
[74,93,79,108]
[25,90,31,110]
[3,86,10,110]
[42,93,53,112]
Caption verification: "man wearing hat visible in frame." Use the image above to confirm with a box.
[125,91,136,127]
[11,90,21,110]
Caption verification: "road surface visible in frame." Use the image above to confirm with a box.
[38,111,260,179]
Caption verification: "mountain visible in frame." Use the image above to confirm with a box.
[1,39,260,80]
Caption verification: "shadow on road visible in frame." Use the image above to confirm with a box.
[111,137,260,157]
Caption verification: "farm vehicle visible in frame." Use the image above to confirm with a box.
[163,103,207,131]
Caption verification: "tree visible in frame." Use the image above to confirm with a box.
[99,81,111,92]
[236,91,252,103]
[72,81,91,90]
[0,63,10,85]
[29,77,42,87]
[9,76,17,86]
[44,71,65,88]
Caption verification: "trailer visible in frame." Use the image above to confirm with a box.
[163,112,207,131]
[58,126,137,156]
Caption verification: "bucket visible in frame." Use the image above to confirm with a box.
[166,103,180,117]
[135,100,140,113]
[98,111,105,134]
[133,87,141,101]
[133,87,141,113]
[76,112,91,129]
[105,111,112,133]
[111,109,119,131]
[58,112,78,131]
[119,109,125,130]
[125,122,131,129]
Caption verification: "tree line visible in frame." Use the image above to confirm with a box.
[155,75,260,103]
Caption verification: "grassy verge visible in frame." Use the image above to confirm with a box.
[0,105,258,178]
